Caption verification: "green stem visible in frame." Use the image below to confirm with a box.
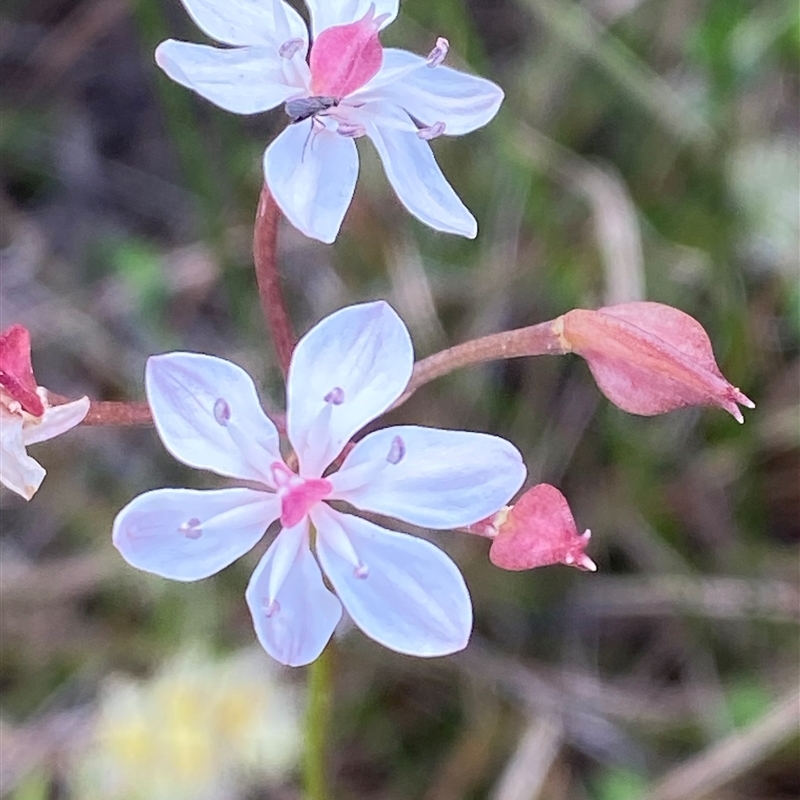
[304,645,333,800]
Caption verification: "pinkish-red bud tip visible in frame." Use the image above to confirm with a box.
[0,324,45,417]
[559,302,754,422]
[309,4,386,98]
[489,484,597,572]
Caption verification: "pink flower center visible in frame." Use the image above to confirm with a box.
[271,462,333,528]
[309,5,386,98]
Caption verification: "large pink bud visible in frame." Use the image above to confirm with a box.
[559,302,754,422]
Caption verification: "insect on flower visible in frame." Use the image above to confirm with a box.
[155,0,505,242]
[284,95,340,124]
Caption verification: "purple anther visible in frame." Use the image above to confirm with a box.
[387,435,405,465]
[262,599,281,618]
[179,517,203,540]
[354,562,369,579]
[213,398,231,425]
[417,121,446,140]
[324,386,345,405]
[337,121,366,138]
[279,38,305,59]
[426,37,449,67]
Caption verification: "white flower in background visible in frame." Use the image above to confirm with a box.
[71,647,301,800]
[155,0,504,242]
[0,324,89,500]
[113,302,525,666]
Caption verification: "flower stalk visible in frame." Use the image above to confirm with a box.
[47,395,153,426]
[397,319,566,406]
[304,643,333,800]
[254,185,296,377]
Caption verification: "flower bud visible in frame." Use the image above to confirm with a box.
[468,484,596,572]
[557,302,754,422]
[0,324,45,417]
[1,324,89,500]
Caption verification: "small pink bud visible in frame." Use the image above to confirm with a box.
[558,302,754,422]
[309,5,386,98]
[0,324,45,418]
[488,484,596,572]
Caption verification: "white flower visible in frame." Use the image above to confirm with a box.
[113,302,525,666]
[155,0,504,242]
[0,324,89,500]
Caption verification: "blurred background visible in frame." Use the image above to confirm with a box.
[1,0,798,798]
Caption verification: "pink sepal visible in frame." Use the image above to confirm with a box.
[489,484,596,572]
[561,303,754,422]
[0,325,45,418]
[309,5,385,97]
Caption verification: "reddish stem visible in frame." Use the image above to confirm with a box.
[253,185,296,377]
[83,401,152,426]
[47,394,153,426]
[395,319,566,407]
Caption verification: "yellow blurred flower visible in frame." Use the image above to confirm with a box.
[71,647,301,800]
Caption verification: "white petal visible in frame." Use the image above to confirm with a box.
[306,0,398,38]
[176,0,308,48]
[263,120,359,243]
[357,49,504,135]
[112,488,278,581]
[155,40,300,115]
[286,301,413,478]
[365,103,477,237]
[23,397,89,445]
[146,352,280,484]
[313,505,472,657]
[331,425,526,528]
[246,523,342,666]
[0,411,45,500]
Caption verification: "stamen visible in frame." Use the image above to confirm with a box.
[353,562,369,579]
[426,37,449,67]
[417,121,446,140]
[386,435,405,465]
[213,398,231,426]
[270,461,299,493]
[337,121,366,138]
[178,517,203,540]
[279,38,305,59]
[262,599,281,618]
[324,387,345,405]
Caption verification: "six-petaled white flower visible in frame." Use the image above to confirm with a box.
[155,0,504,242]
[112,302,525,666]
[0,325,89,501]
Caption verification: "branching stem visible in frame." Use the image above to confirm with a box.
[59,318,569,426]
